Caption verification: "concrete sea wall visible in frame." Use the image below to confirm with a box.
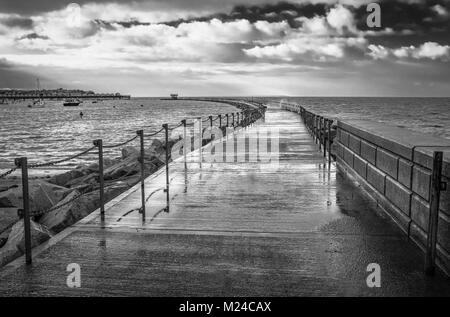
[335,120,450,275]
[281,102,450,276]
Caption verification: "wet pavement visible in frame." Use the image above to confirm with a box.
[0,105,449,296]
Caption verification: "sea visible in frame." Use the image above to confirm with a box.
[0,97,449,173]
[0,98,236,171]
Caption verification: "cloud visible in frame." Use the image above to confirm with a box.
[244,4,367,61]
[244,34,367,61]
[431,4,449,17]
[414,41,450,59]
[18,32,49,40]
[369,42,450,61]
[326,4,356,34]
[368,44,390,60]
[0,15,34,29]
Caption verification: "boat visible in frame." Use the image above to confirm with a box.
[31,99,45,108]
[63,99,81,107]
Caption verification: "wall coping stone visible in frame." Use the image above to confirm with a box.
[337,120,450,176]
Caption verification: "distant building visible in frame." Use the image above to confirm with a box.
[170,94,178,100]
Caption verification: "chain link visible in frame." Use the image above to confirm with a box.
[144,127,164,137]
[104,135,138,149]
[28,146,96,169]
[167,122,183,131]
[0,167,18,179]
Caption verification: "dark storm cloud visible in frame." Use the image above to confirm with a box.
[144,2,328,28]
[0,16,34,29]
[354,0,450,32]
[355,0,450,47]
[18,33,49,40]
[96,0,449,38]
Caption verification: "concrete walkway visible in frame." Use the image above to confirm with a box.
[0,105,449,296]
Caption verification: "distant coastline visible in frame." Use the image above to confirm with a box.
[0,88,130,101]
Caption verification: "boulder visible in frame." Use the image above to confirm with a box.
[39,190,88,233]
[47,169,85,187]
[122,146,139,159]
[64,173,99,188]
[103,155,140,180]
[0,219,52,267]
[147,140,164,157]
[0,207,19,235]
[75,158,117,173]
[0,180,70,211]
[39,181,131,234]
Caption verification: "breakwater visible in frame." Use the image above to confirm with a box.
[0,99,266,267]
[0,93,131,101]
[282,103,450,277]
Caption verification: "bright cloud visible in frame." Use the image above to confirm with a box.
[326,4,356,34]
[369,42,450,61]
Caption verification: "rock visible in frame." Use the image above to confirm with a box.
[103,156,139,180]
[147,140,164,157]
[39,181,131,234]
[0,237,6,248]
[0,207,19,235]
[47,169,85,187]
[122,146,139,159]
[0,219,52,267]
[75,158,117,173]
[0,241,21,267]
[0,184,18,193]
[65,173,98,188]
[70,183,94,193]
[39,190,87,233]
[0,180,70,211]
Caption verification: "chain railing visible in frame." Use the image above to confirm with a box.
[0,167,18,179]
[5,99,266,265]
[281,103,334,165]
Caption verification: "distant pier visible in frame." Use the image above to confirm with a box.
[0,93,131,101]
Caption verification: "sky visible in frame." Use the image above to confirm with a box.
[0,0,449,97]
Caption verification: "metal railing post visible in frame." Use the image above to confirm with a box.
[313,115,316,143]
[323,119,327,158]
[197,117,202,167]
[182,119,187,169]
[425,151,444,275]
[318,116,322,150]
[226,113,229,127]
[15,157,32,265]
[317,116,320,144]
[232,113,235,127]
[163,124,170,213]
[219,114,222,128]
[237,113,240,127]
[209,115,213,128]
[93,139,105,220]
[328,120,333,165]
[137,130,145,221]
